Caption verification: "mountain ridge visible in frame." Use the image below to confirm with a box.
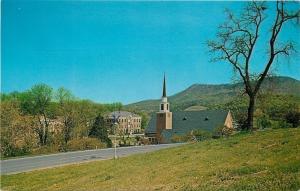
[125,76,300,112]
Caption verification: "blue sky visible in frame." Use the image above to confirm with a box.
[2,1,300,104]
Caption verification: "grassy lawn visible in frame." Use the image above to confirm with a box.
[1,128,300,191]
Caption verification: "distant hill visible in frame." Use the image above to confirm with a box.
[125,76,300,112]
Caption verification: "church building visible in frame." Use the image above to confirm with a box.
[145,75,234,144]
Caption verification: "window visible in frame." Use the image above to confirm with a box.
[167,104,169,110]
[161,104,164,110]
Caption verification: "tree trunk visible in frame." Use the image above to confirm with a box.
[43,128,48,145]
[246,95,256,131]
[37,116,46,146]
[42,113,49,145]
[38,130,44,146]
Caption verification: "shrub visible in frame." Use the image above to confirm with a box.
[212,125,233,138]
[67,137,106,151]
[235,113,248,130]
[272,120,293,129]
[31,145,60,155]
[171,134,190,143]
[191,130,212,141]
[140,138,150,145]
[256,114,272,129]
[285,111,300,128]
[0,138,31,158]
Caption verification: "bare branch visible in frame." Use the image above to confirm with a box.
[274,42,295,56]
[254,1,299,95]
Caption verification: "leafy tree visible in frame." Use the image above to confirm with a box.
[89,115,112,147]
[56,87,74,105]
[208,1,300,130]
[74,100,98,138]
[56,87,77,144]
[24,84,53,145]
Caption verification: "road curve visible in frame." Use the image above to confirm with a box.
[0,143,184,175]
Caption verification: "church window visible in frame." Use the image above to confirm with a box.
[161,104,164,110]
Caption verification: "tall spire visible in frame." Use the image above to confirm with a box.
[162,73,166,97]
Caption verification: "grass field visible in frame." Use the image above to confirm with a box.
[1,128,300,191]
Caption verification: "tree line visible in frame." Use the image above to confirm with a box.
[0,84,125,158]
[215,93,300,130]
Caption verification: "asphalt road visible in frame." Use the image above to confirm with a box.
[0,143,183,175]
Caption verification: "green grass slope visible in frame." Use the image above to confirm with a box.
[126,76,300,112]
[1,128,300,191]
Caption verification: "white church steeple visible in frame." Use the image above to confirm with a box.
[159,73,170,112]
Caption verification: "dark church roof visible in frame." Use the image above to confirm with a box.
[145,110,229,142]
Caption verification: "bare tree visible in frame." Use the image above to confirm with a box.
[208,1,300,130]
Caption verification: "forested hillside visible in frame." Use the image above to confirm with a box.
[125,76,300,112]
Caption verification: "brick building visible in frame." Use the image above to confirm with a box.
[106,111,142,134]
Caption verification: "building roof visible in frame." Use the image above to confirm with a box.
[145,110,229,142]
[107,111,140,118]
